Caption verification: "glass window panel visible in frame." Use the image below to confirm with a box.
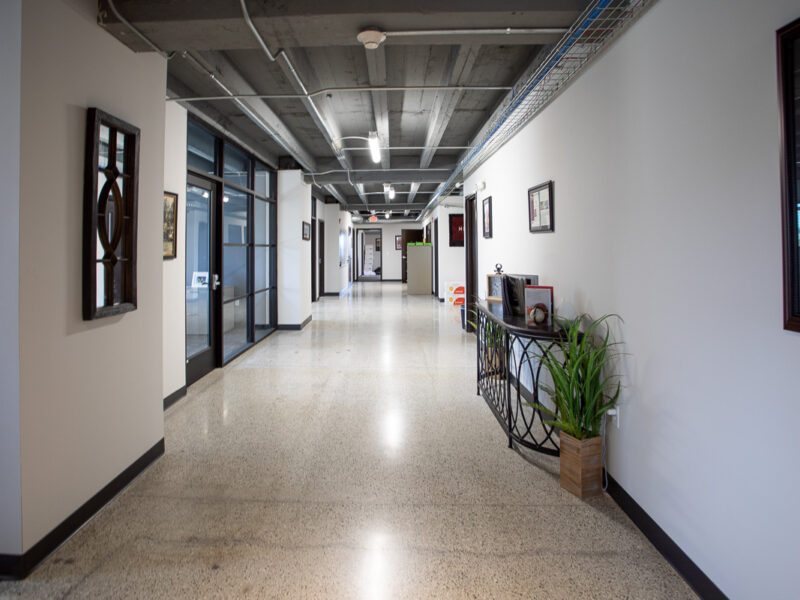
[223,187,249,244]
[255,161,271,196]
[223,300,249,359]
[254,290,273,341]
[254,198,270,244]
[99,125,110,169]
[116,131,125,173]
[185,184,211,358]
[187,120,216,174]
[254,246,272,291]
[223,245,248,298]
[224,143,250,188]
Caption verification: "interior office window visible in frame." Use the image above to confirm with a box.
[224,143,250,188]
[254,197,276,341]
[778,17,800,332]
[187,120,216,175]
[255,160,272,197]
[222,187,250,358]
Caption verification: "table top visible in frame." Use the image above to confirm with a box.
[476,301,565,340]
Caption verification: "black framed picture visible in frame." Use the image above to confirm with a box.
[395,235,401,250]
[482,196,492,238]
[163,192,178,259]
[83,107,140,320]
[528,181,554,234]
[449,213,464,247]
[302,221,311,240]
[778,16,800,332]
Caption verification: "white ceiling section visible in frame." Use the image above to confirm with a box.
[99,0,649,220]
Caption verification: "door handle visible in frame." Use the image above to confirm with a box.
[212,273,220,290]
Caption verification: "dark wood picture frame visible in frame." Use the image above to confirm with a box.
[302,221,311,240]
[163,191,178,260]
[528,180,554,234]
[449,213,465,247]
[395,234,402,250]
[778,17,800,332]
[482,196,493,238]
[83,107,140,320]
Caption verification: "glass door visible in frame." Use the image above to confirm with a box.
[185,175,219,385]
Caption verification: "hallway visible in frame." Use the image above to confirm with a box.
[0,284,694,599]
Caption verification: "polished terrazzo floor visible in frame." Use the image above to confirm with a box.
[0,283,696,599]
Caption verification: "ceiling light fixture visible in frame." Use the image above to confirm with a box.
[368,131,381,164]
[385,211,391,219]
[357,28,387,50]
[388,186,396,200]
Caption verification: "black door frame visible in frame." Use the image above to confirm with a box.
[356,228,383,281]
[311,197,318,302]
[318,220,325,294]
[186,173,222,386]
[464,194,478,334]
[433,217,439,298]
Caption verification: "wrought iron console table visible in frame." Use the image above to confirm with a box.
[475,302,564,456]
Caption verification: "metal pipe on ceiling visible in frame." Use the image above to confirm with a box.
[385,27,569,38]
[166,85,512,103]
[239,0,366,206]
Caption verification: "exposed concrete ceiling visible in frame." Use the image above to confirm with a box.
[100,0,592,219]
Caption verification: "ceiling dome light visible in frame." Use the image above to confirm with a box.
[357,29,387,50]
[388,186,396,200]
[368,131,381,164]
[384,211,391,219]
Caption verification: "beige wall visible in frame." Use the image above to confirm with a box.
[163,103,188,398]
[466,0,800,595]
[277,170,312,325]
[18,0,167,551]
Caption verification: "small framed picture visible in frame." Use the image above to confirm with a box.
[395,235,402,250]
[449,213,464,247]
[302,221,311,240]
[482,196,492,238]
[163,191,178,259]
[528,181,554,233]
[375,238,381,252]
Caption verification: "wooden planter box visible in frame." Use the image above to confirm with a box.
[484,346,506,378]
[559,433,602,499]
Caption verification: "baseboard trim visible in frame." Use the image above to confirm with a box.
[163,386,186,410]
[0,438,165,580]
[277,315,312,331]
[381,279,402,282]
[605,474,727,599]
[321,292,339,297]
[438,297,444,302]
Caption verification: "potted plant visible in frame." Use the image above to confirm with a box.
[534,314,622,499]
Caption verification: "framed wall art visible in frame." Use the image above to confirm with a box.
[302,221,311,240]
[83,107,140,320]
[163,191,178,259]
[482,196,493,238]
[449,213,465,247]
[778,16,800,332]
[395,235,402,250]
[528,181,554,234]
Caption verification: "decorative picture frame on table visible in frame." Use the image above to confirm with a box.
[528,180,554,234]
[83,107,140,321]
[449,213,465,247]
[395,235,402,250]
[163,192,178,260]
[302,221,311,240]
[482,196,493,238]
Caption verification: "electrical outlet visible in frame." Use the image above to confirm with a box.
[608,407,620,429]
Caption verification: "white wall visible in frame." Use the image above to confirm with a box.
[0,0,22,556]
[432,201,465,300]
[277,170,312,325]
[18,0,167,551]
[466,0,800,596]
[355,222,423,280]
[323,204,353,294]
[163,102,187,398]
